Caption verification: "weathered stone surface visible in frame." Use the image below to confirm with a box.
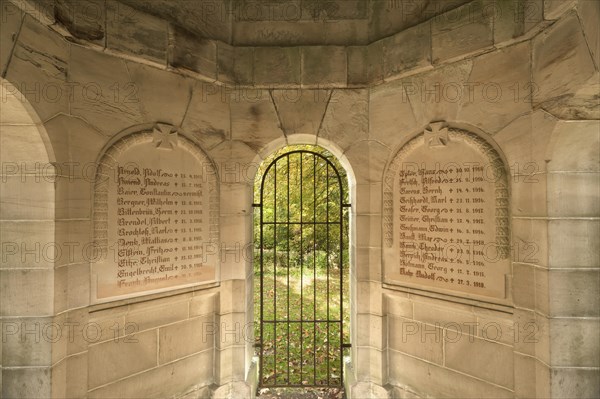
[0,79,42,125]
[65,262,90,309]
[446,336,514,388]
[494,111,558,188]
[126,299,189,333]
[88,350,213,398]
[271,89,329,136]
[0,220,53,269]
[383,293,413,319]
[513,262,536,309]
[548,270,600,317]
[318,89,368,151]
[544,0,577,19]
[54,0,105,44]
[230,89,283,150]
[55,176,92,220]
[207,140,259,171]
[473,310,516,346]
[532,13,597,107]
[106,1,168,64]
[301,46,347,86]
[128,63,194,125]
[68,45,144,135]
[432,1,494,63]
[43,113,105,165]
[578,0,600,68]
[1,316,53,366]
[216,42,235,84]
[514,353,537,398]
[549,220,599,268]
[344,140,389,184]
[233,46,255,85]
[158,315,214,364]
[65,352,87,398]
[368,0,470,42]
[51,356,66,398]
[253,47,300,86]
[413,300,476,327]
[369,79,417,148]
[548,173,600,217]
[182,81,230,150]
[458,41,531,133]
[0,2,23,75]
[551,367,600,399]
[0,175,54,221]
[232,20,368,47]
[119,0,231,43]
[0,269,54,316]
[232,0,303,22]
[5,15,69,121]
[494,0,543,43]
[168,26,216,80]
[367,39,384,84]
[212,381,252,399]
[190,293,217,317]
[383,22,431,79]
[388,350,513,398]
[2,367,51,399]
[12,0,55,25]
[347,46,368,86]
[349,381,388,399]
[547,120,600,172]
[388,317,443,364]
[550,318,600,367]
[540,73,600,120]
[512,217,548,269]
[88,330,157,388]
[0,124,49,163]
[400,60,473,127]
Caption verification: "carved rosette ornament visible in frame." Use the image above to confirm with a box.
[383,122,510,300]
[92,124,219,302]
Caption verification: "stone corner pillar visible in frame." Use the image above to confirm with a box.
[348,382,390,399]
[211,382,253,399]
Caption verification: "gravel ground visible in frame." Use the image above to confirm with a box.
[257,387,345,399]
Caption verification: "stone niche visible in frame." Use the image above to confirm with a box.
[383,122,510,302]
[91,124,219,303]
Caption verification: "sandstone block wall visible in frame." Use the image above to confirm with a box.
[0,1,598,398]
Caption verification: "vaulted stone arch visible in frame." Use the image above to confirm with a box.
[0,77,56,397]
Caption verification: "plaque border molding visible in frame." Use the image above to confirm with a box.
[383,125,510,256]
[92,124,220,301]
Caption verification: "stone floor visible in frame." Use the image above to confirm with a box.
[257,388,345,399]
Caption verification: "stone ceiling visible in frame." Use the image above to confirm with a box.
[117,0,471,46]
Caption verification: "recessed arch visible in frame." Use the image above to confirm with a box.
[0,76,56,397]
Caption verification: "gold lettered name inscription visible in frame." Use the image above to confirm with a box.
[383,123,510,300]
[92,124,218,302]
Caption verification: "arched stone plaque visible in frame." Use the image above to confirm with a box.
[92,124,219,303]
[383,123,510,300]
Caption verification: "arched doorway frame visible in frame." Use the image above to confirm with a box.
[248,136,357,392]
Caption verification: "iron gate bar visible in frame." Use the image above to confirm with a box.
[326,162,330,386]
[287,154,291,386]
[257,149,351,388]
[313,154,317,385]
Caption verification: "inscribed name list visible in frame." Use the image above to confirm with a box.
[93,134,216,301]
[384,131,509,300]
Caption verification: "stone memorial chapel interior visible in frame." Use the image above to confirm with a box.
[0,0,598,398]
